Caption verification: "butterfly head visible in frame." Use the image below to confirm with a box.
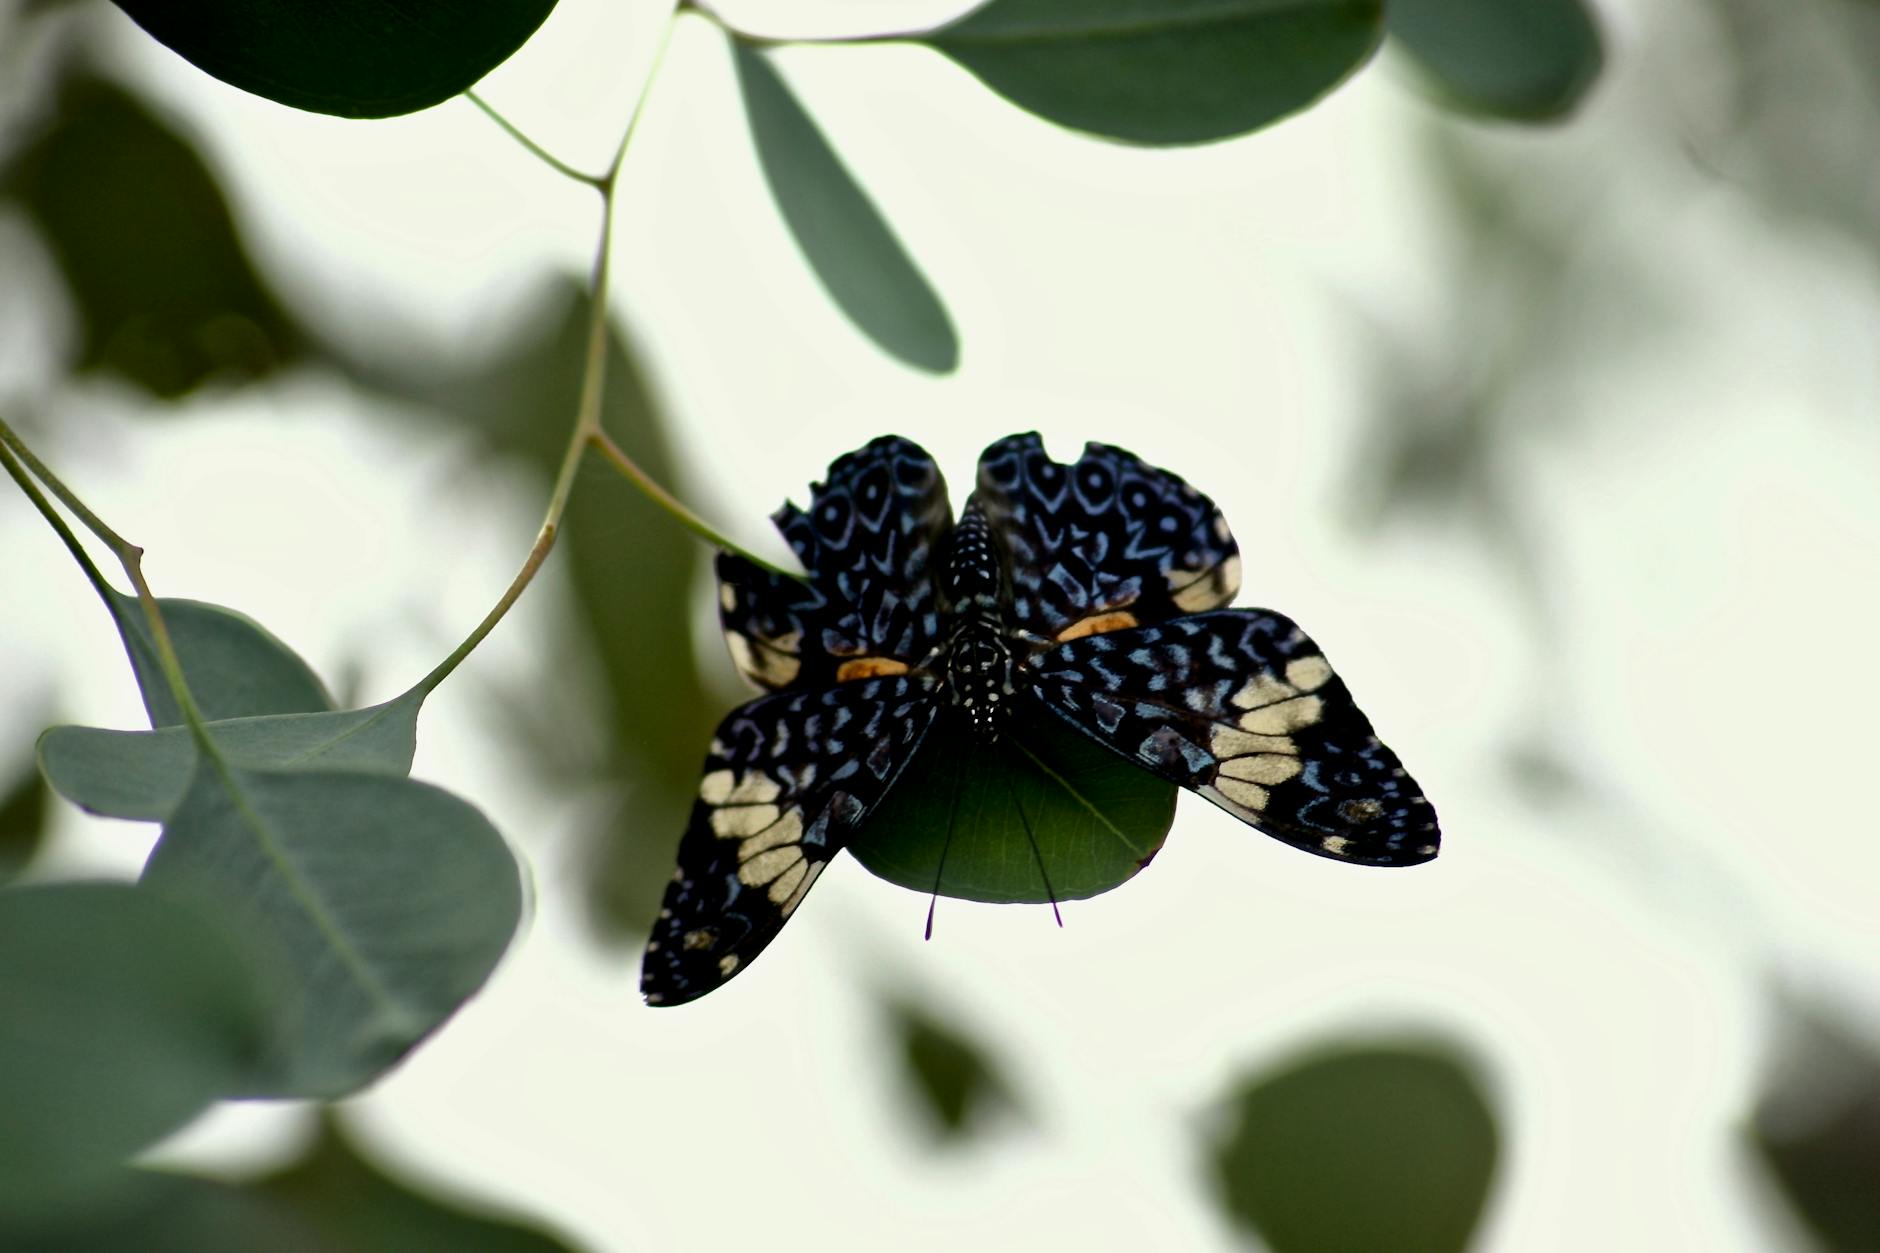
[947,620,1017,740]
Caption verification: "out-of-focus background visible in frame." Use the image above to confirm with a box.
[3,0,1878,1249]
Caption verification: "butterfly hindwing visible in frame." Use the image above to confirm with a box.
[969,433,1239,641]
[1023,609,1438,866]
[643,673,939,1005]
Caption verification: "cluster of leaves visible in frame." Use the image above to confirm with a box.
[0,574,521,1219]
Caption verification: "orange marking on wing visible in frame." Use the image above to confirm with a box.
[835,657,909,682]
[1056,610,1140,642]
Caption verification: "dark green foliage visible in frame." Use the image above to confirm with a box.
[853,704,1177,903]
[0,883,275,1214]
[1388,0,1603,120]
[889,999,1017,1140]
[734,44,959,373]
[0,758,48,882]
[0,1116,576,1251]
[1750,1003,1880,1253]
[1207,1041,1500,1253]
[108,0,560,118]
[0,73,307,396]
[918,0,1384,145]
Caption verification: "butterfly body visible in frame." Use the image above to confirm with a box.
[642,434,1439,1005]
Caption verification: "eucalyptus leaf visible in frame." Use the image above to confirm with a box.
[851,704,1176,903]
[1207,1041,1500,1253]
[734,44,959,373]
[917,0,1384,145]
[1388,0,1601,121]
[0,72,307,396]
[0,882,273,1213]
[38,691,424,822]
[143,766,521,1098]
[108,0,560,118]
[105,590,332,727]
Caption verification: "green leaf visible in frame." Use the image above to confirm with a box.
[1388,0,1602,121]
[0,758,49,883]
[143,766,522,1098]
[0,882,272,1213]
[107,0,560,118]
[0,72,307,397]
[1206,1041,1500,1253]
[888,999,1017,1140]
[733,44,959,373]
[1750,1001,1880,1253]
[916,0,1384,145]
[0,1172,320,1253]
[104,590,333,727]
[254,1112,577,1253]
[851,705,1176,903]
[38,692,424,822]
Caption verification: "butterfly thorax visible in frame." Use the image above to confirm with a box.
[939,502,1020,740]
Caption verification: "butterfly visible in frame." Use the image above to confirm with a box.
[641,434,1439,1005]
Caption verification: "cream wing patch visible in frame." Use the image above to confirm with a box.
[701,767,827,914]
[1201,653,1334,816]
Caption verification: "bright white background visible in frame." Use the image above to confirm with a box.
[3,0,1877,1249]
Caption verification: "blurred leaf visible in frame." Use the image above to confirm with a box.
[0,1173,321,1253]
[916,0,1384,145]
[255,1112,577,1253]
[105,590,334,727]
[0,758,49,882]
[0,72,306,396]
[38,691,423,822]
[1388,0,1602,121]
[0,882,272,1214]
[143,766,521,1098]
[1207,1041,1499,1253]
[733,44,959,373]
[107,0,559,118]
[852,703,1176,903]
[1751,1001,1880,1253]
[888,998,1017,1140]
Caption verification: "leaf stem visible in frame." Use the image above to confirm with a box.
[0,415,215,751]
[464,91,606,188]
[417,6,803,694]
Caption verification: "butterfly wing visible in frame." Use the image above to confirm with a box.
[717,435,954,691]
[1023,609,1438,866]
[969,432,1239,641]
[643,672,940,1005]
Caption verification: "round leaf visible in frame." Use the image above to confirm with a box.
[0,883,272,1212]
[38,692,425,822]
[1207,1042,1500,1253]
[851,704,1176,903]
[142,767,523,1098]
[734,44,959,372]
[108,0,561,118]
[106,591,333,727]
[1388,0,1602,121]
[919,0,1384,145]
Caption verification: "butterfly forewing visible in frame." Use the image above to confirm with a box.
[1023,609,1438,866]
[643,674,940,1005]
[723,435,953,687]
[970,433,1240,642]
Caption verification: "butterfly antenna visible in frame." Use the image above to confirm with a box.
[1003,767,1063,928]
[926,741,967,941]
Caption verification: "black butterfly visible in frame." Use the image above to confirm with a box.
[642,434,1438,1005]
